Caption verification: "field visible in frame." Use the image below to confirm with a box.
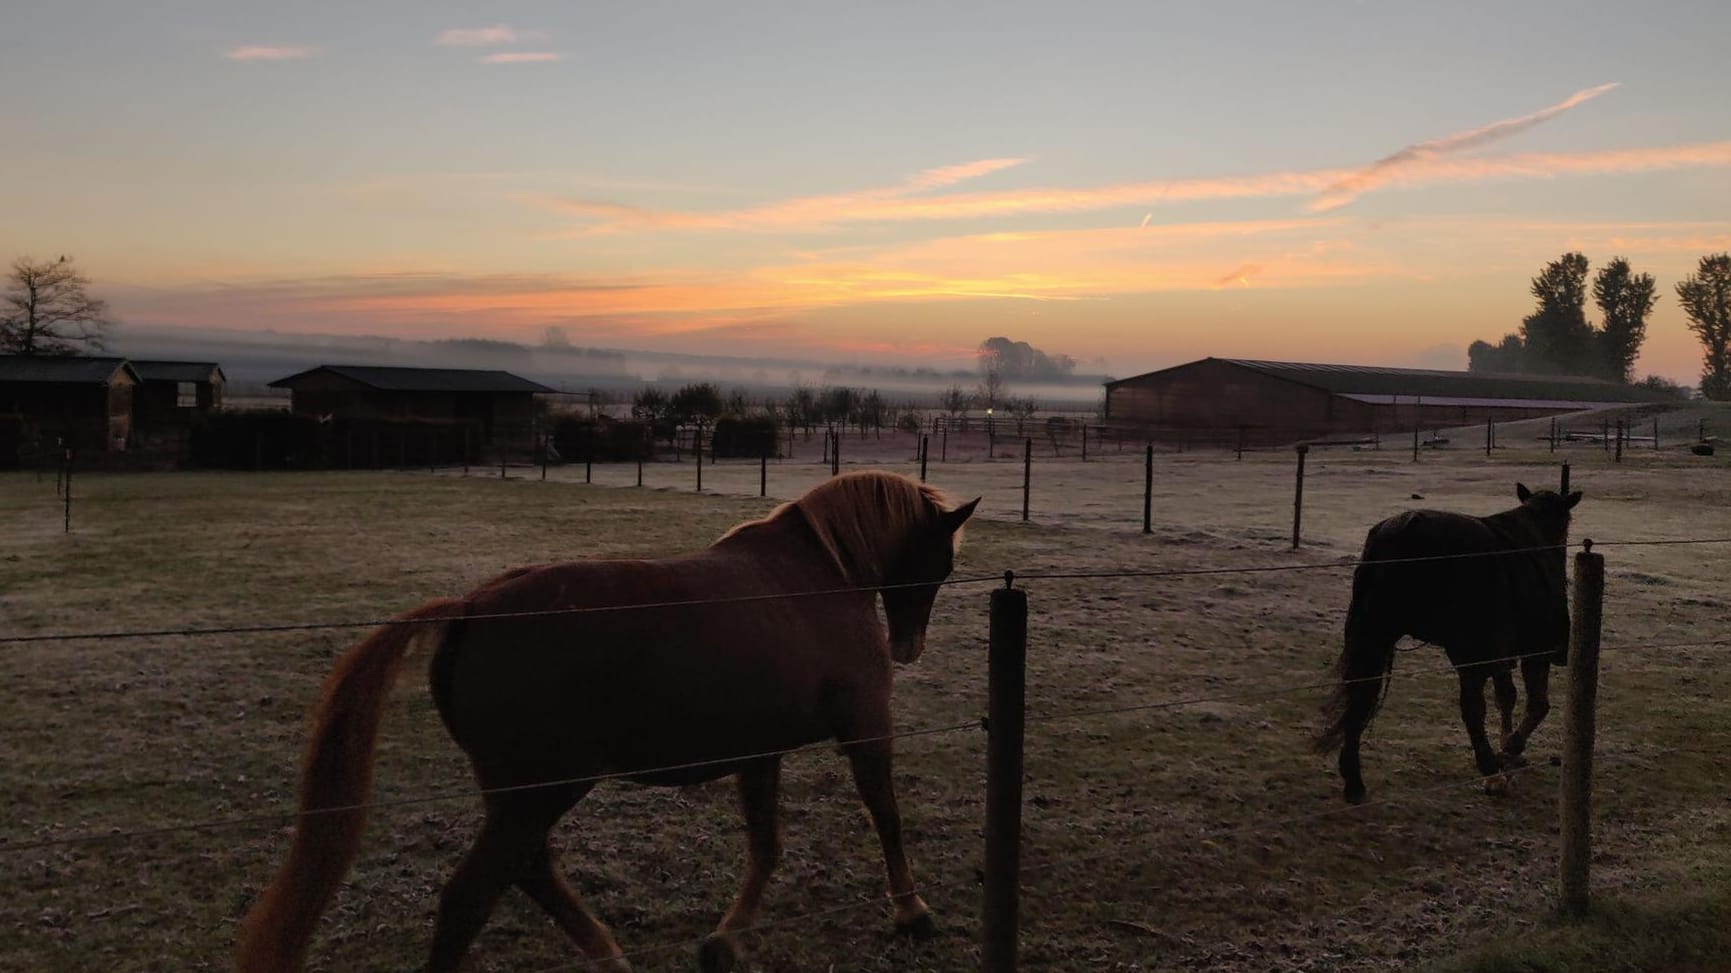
[4,427,1730,973]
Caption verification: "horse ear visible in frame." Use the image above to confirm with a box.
[1516,482,1532,502]
[942,497,981,532]
[1566,490,1582,509]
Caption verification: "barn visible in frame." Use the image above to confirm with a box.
[130,360,225,439]
[1102,357,1672,445]
[0,355,140,452]
[267,365,555,440]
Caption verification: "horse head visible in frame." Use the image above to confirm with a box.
[880,494,979,664]
[1515,481,1583,542]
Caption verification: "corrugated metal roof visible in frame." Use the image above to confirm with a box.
[1108,357,1671,405]
[129,360,225,384]
[268,364,556,394]
[0,355,137,385]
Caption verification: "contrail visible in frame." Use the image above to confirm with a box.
[1311,82,1620,211]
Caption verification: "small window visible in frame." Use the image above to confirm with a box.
[176,382,197,408]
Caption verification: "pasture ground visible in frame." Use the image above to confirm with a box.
[3,435,1729,973]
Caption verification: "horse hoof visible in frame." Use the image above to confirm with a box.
[1344,785,1368,805]
[1501,752,1530,770]
[1484,773,1512,796]
[697,932,742,973]
[895,911,938,940]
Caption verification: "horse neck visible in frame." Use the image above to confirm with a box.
[790,504,901,588]
[713,514,880,589]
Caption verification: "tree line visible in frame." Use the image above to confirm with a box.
[1468,250,1731,399]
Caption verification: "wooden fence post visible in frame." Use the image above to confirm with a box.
[1560,543,1605,916]
[760,448,768,497]
[1081,425,1088,462]
[1614,420,1624,464]
[831,429,840,476]
[1485,417,1493,457]
[1142,444,1153,534]
[1652,417,1659,451]
[636,454,644,488]
[1560,461,1571,495]
[696,425,704,492]
[62,449,72,534]
[1291,444,1309,550]
[919,434,929,482]
[1412,424,1419,463]
[941,424,949,462]
[983,577,1028,973]
[462,425,469,475]
[540,435,548,481]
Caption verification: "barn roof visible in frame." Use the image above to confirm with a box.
[1107,357,1671,405]
[130,360,226,384]
[267,365,556,394]
[0,355,139,385]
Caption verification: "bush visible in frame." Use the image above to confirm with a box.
[710,416,781,458]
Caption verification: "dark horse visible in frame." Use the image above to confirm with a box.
[1315,483,1582,803]
[235,471,980,973]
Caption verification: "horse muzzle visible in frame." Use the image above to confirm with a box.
[890,635,925,665]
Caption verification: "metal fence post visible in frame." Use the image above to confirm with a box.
[983,577,1028,973]
[1142,444,1153,534]
[1021,438,1031,522]
[1560,542,1605,916]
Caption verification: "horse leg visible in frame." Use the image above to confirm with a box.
[515,788,632,972]
[1491,668,1518,751]
[428,788,586,973]
[698,757,783,973]
[1456,668,1506,796]
[844,735,933,937]
[1501,656,1553,766]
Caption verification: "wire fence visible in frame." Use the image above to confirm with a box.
[4,468,1729,971]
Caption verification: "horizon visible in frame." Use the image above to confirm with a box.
[5,2,1729,387]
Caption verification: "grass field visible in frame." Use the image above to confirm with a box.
[3,437,1729,972]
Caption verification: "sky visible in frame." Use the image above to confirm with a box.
[3,1,1729,384]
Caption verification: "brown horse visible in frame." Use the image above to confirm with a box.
[235,470,980,973]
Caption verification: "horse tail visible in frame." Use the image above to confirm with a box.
[1313,560,1396,754]
[235,597,466,973]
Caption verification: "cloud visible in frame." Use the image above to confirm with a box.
[436,25,522,46]
[1213,264,1262,289]
[477,52,565,64]
[1311,82,1620,211]
[539,138,1731,234]
[223,45,314,61]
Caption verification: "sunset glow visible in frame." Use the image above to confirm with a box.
[4,3,1729,383]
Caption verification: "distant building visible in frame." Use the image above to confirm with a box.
[1103,357,1672,445]
[0,355,140,450]
[130,360,226,438]
[267,365,556,439]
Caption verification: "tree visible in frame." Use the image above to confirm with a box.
[631,386,669,421]
[1519,252,1595,375]
[669,382,724,423]
[1676,253,1731,400]
[1467,334,1526,374]
[1593,257,1657,383]
[939,385,971,419]
[976,364,1005,413]
[2,255,114,355]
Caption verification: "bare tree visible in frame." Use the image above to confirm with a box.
[1677,252,1731,400]
[2,256,115,355]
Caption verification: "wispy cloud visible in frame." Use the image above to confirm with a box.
[1310,82,1620,211]
[477,52,565,64]
[540,137,1731,234]
[435,25,523,46]
[223,45,314,61]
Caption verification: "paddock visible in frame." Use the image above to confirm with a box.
[2,435,1729,972]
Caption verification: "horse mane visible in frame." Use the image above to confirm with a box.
[719,471,956,584]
